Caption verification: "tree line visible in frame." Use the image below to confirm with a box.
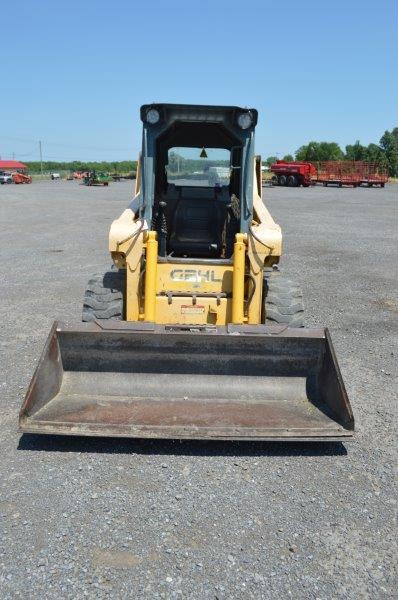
[168,151,228,174]
[21,127,398,177]
[24,160,137,174]
[264,127,398,176]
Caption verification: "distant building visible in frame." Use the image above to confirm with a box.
[0,160,28,173]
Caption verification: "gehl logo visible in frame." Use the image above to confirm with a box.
[171,269,222,283]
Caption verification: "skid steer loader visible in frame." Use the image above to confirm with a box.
[19,104,354,441]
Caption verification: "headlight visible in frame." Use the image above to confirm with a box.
[146,108,160,124]
[237,112,252,130]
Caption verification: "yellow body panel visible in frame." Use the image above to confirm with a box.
[154,296,231,325]
[109,156,283,326]
[247,269,263,324]
[232,233,246,324]
[143,231,158,321]
[156,262,233,294]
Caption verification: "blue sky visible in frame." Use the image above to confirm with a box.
[1,0,396,162]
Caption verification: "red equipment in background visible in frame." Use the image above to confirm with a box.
[317,161,388,187]
[317,161,361,187]
[12,172,32,184]
[270,161,317,187]
[359,162,388,187]
[0,160,32,184]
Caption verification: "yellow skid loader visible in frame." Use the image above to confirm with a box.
[19,104,354,441]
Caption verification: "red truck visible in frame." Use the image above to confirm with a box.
[270,160,317,187]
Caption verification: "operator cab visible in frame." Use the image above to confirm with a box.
[138,104,257,260]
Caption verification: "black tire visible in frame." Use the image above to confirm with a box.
[287,175,298,187]
[82,270,125,322]
[271,175,278,186]
[278,175,287,186]
[261,268,304,327]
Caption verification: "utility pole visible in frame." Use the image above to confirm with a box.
[39,141,43,175]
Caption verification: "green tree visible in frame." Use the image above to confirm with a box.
[296,141,344,162]
[264,156,278,167]
[296,142,319,161]
[282,154,294,162]
[25,160,137,175]
[345,141,368,161]
[365,143,386,165]
[319,142,344,160]
[379,128,398,176]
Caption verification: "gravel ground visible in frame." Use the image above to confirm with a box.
[0,180,397,599]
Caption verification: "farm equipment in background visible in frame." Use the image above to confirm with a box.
[12,172,32,184]
[359,162,388,187]
[123,171,137,180]
[270,161,317,187]
[110,173,123,181]
[317,161,362,187]
[316,161,388,188]
[19,103,354,442]
[83,171,112,186]
[0,172,13,184]
[270,160,388,189]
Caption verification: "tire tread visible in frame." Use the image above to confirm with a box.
[82,270,125,322]
[262,269,304,327]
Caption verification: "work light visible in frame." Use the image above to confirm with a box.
[237,112,252,130]
[146,108,160,124]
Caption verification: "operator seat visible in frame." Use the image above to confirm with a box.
[169,187,226,257]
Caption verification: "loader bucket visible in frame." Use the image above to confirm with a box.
[19,322,354,441]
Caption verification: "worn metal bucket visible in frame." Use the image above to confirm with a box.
[19,322,354,441]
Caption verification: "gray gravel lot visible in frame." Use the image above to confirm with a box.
[0,180,397,599]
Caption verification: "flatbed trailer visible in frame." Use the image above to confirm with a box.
[317,161,361,187]
[317,161,388,188]
[359,162,388,187]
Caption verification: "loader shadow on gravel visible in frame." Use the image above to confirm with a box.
[18,434,347,457]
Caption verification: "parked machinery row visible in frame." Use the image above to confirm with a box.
[0,171,32,184]
[270,160,388,188]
